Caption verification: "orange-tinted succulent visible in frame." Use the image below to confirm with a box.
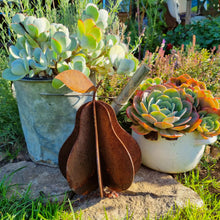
[127,84,200,140]
[169,74,206,90]
[129,74,220,140]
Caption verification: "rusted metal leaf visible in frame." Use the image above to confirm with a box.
[55,70,96,93]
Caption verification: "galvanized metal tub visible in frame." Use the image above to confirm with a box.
[14,79,92,166]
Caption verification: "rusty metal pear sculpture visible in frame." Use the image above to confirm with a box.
[56,70,141,198]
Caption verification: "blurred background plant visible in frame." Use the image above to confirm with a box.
[142,37,220,96]
[165,16,220,51]
[0,49,24,159]
[125,0,167,58]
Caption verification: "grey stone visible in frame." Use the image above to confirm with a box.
[0,162,203,219]
[71,166,204,219]
[0,161,70,202]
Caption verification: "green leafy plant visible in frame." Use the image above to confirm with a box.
[165,16,220,50]
[125,0,166,57]
[127,74,220,140]
[2,3,138,86]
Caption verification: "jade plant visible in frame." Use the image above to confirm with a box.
[2,3,138,84]
[127,74,220,140]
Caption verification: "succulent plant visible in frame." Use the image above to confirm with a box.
[126,84,201,139]
[139,77,163,91]
[128,74,220,140]
[169,74,207,90]
[2,3,138,84]
[197,111,220,138]
[2,14,76,80]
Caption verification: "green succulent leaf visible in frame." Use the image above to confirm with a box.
[68,36,78,51]
[154,121,174,129]
[23,16,35,27]
[84,19,96,32]
[9,46,20,59]
[109,45,125,66]
[33,17,50,34]
[117,59,135,74]
[140,101,148,113]
[29,59,47,71]
[142,114,157,124]
[171,97,183,112]
[25,41,32,57]
[60,51,72,60]
[86,3,99,22]
[163,116,180,124]
[38,31,50,42]
[174,116,192,126]
[106,35,118,46]
[175,107,187,118]
[182,100,193,117]
[57,61,69,73]
[81,34,97,50]
[2,68,26,80]
[150,104,160,112]
[96,9,108,29]
[150,111,167,122]
[52,78,64,89]
[88,26,102,43]
[160,108,171,115]
[25,33,40,48]
[11,59,28,75]
[84,67,90,77]
[159,129,183,138]
[19,49,28,58]
[26,24,39,38]
[147,90,162,103]
[51,38,62,54]
[164,88,180,98]
[29,69,35,78]
[11,23,26,35]
[131,125,150,135]
[53,31,71,52]
[77,19,85,38]
[12,14,25,23]
[133,96,143,115]
[16,36,26,49]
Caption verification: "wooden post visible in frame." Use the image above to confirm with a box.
[185,0,192,24]
[111,64,150,114]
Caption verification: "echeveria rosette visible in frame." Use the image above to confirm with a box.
[139,77,163,91]
[169,74,206,90]
[126,84,201,140]
[197,111,220,138]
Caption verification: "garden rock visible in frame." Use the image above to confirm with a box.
[0,161,204,219]
[0,161,70,202]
